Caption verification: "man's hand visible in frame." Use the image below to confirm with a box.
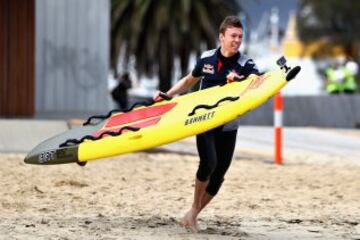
[153,91,163,102]
[153,91,172,102]
[226,72,244,83]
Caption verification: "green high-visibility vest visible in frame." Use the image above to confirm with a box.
[343,67,358,92]
[325,68,342,93]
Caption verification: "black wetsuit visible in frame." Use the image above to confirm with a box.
[191,47,259,196]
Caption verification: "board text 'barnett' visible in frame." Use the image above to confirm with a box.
[184,111,215,126]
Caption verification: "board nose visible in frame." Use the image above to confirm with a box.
[286,66,301,81]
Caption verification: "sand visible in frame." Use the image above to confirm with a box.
[0,151,359,240]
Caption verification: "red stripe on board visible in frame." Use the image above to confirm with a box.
[93,117,161,138]
[106,102,177,128]
[130,116,161,128]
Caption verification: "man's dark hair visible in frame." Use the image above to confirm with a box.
[219,16,243,34]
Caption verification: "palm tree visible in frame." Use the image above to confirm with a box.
[111,0,241,91]
[297,0,360,58]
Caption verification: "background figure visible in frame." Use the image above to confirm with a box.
[325,62,344,94]
[325,58,359,94]
[343,58,358,94]
[111,73,132,110]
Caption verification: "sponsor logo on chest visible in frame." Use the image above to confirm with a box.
[203,64,214,74]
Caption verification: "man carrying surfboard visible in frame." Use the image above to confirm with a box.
[153,16,259,232]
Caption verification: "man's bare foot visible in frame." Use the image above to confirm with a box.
[180,208,200,233]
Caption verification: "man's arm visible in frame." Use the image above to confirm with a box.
[153,73,201,101]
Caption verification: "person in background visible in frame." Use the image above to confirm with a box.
[153,16,259,232]
[325,62,344,94]
[111,72,132,110]
[343,58,358,94]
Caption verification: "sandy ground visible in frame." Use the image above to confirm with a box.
[0,151,359,240]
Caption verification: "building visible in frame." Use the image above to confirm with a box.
[0,0,110,118]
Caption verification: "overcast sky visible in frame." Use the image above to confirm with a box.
[240,0,299,30]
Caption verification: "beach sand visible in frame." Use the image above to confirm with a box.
[0,151,359,239]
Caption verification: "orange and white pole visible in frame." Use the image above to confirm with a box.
[274,92,283,165]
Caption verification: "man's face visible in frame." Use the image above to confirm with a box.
[219,27,243,55]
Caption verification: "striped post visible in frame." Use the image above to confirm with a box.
[274,92,283,164]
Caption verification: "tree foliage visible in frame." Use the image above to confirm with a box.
[297,0,360,57]
[111,0,241,91]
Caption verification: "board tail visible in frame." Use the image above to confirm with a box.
[24,146,78,165]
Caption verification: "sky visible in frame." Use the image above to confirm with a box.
[240,0,299,30]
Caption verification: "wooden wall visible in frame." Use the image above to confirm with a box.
[0,0,35,116]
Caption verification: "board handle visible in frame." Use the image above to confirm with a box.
[59,126,140,148]
[188,96,239,116]
[158,92,172,101]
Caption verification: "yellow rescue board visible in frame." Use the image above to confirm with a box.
[78,70,286,162]
[24,58,300,165]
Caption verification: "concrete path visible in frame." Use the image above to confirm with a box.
[0,119,69,153]
[236,126,360,157]
[156,127,360,165]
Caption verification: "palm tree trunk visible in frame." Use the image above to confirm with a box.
[158,32,174,92]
